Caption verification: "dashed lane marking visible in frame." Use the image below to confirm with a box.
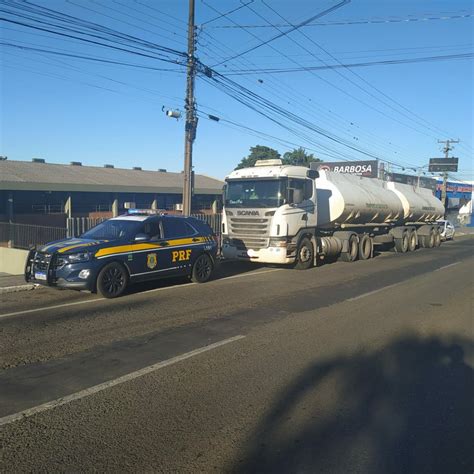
[0,335,245,427]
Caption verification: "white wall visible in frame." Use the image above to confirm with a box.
[0,247,29,275]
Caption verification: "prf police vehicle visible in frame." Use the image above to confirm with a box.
[25,210,218,298]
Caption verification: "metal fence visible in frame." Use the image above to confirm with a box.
[66,217,106,238]
[66,214,222,237]
[0,222,67,249]
[1,214,223,250]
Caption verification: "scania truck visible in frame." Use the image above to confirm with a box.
[221,159,445,268]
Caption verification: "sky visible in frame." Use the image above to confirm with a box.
[1,0,473,181]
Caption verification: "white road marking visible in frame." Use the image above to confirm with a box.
[218,268,282,281]
[434,261,461,272]
[347,260,465,302]
[346,282,403,302]
[0,335,245,427]
[0,268,283,320]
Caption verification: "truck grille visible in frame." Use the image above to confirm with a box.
[229,217,270,249]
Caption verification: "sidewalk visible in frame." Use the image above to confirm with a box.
[0,272,38,294]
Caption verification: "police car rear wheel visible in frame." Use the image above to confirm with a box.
[191,254,213,283]
[97,262,128,298]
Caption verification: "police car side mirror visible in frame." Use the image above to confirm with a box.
[134,233,149,242]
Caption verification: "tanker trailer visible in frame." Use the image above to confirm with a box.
[221,160,445,269]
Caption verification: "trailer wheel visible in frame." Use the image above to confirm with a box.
[359,234,372,260]
[294,237,314,270]
[408,230,417,252]
[434,229,441,247]
[340,235,358,262]
[394,232,409,253]
[420,230,435,248]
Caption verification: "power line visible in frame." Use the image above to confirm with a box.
[221,52,473,74]
[207,11,473,28]
[198,1,421,166]
[212,0,350,67]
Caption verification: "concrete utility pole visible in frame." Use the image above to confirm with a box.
[182,0,197,216]
[438,139,459,209]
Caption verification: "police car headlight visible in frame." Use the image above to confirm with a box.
[66,251,91,263]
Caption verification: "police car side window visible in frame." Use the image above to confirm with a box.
[163,219,195,239]
[143,220,161,241]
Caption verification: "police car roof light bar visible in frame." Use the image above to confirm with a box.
[126,209,167,216]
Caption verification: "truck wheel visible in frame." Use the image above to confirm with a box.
[394,232,409,253]
[359,234,372,260]
[295,238,314,270]
[191,253,213,283]
[340,235,358,262]
[408,231,417,252]
[434,229,441,247]
[420,230,435,248]
[97,262,128,298]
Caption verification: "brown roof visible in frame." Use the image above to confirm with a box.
[0,160,223,194]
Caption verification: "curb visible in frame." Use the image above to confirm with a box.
[0,284,39,294]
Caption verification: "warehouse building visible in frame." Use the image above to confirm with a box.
[0,159,223,226]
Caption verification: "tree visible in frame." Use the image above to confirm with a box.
[235,145,281,170]
[282,147,322,167]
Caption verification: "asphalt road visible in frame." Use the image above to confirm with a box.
[0,236,473,473]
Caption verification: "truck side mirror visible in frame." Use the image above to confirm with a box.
[307,169,319,179]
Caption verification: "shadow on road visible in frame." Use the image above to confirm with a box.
[123,260,268,295]
[233,335,474,474]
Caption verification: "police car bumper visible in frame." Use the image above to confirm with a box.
[30,262,97,291]
[222,243,295,264]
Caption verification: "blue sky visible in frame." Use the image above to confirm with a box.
[1,0,473,181]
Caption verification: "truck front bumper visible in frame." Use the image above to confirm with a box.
[222,244,295,264]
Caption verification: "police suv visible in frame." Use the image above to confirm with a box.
[25,210,218,298]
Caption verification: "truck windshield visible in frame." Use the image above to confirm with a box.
[81,220,143,241]
[225,179,286,208]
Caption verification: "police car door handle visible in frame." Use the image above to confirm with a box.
[160,241,170,246]
[192,237,200,242]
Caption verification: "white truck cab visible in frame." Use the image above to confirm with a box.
[222,159,318,265]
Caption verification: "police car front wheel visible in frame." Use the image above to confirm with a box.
[191,254,213,283]
[97,262,129,298]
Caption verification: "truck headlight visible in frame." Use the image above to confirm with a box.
[269,237,288,247]
[66,251,91,263]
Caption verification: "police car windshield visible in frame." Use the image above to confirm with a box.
[81,219,143,241]
[225,179,286,208]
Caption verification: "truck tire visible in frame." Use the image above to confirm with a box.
[394,232,409,253]
[420,230,435,248]
[408,230,417,252]
[191,253,213,283]
[340,235,358,262]
[434,229,441,247]
[359,234,372,260]
[96,262,129,298]
[294,237,314,270]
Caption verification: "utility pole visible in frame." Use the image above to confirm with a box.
[438,139,459,209]
[182,0,197,216]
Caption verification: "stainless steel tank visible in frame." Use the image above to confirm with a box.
[316,170,443,227]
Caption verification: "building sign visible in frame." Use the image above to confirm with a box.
[428,157,459,172]
[312,160,378,178]
[435,181,472,198]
